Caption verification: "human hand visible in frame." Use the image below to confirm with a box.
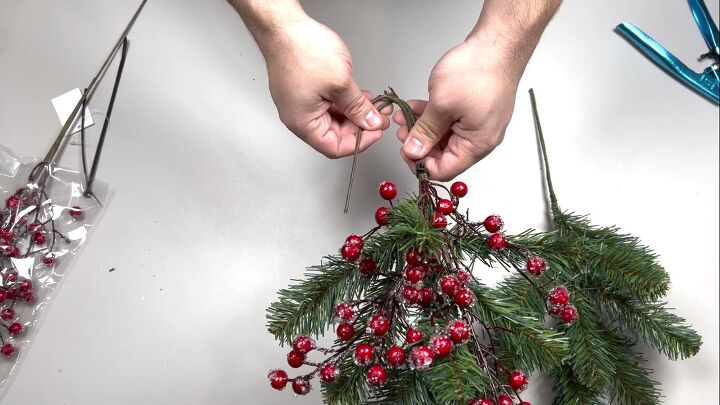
[257,16,391,158]
[394,39,520,181]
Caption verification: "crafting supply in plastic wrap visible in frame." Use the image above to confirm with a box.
[0,147,106,396]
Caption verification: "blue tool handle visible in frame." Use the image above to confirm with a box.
[616,22,720,103]
[688,0,720,56]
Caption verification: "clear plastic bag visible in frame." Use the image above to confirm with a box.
[0,146,105,393]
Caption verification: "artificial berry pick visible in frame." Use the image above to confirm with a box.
[450,181,468,197]
[268,369,289,390]
[508,370,529,391]
[378,181,398,200]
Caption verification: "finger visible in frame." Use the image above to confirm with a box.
[392,99,427,126]
[401,101,454,161]
[327,81,384,131]
[422,134,487,181]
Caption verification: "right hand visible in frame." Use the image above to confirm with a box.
[259,17,391,158]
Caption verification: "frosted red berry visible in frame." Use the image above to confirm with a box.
[1,343,14,357]
[453,288,475,308]
[0,229,13,241]
[436,199,454,215]
[18,279,32,293]
[33,232,47,245]
[286,350,305,368]
[431,213,448,229]
[405,249,423,266]
[548,286,570,307]
[8,322,23,335]
[526,256,547,276]
[375,207,390,225]
[439,275,460,296]
[69,206,83,219]
[409,345,434,370]
[334,302,354,321]
[358,258,377,276]
[429,334,453,358]
[268,369,288,390]
[1,308,14,320]
[498,395,514,405]
[508,370,528,390]
[417,288,434,307]
[402,284,420,304]
[345,234,363,247]
[487,233,507,250]
[292,378,311,395]
[292,336,315,355]
[367,364,388,386]
[42,254,56,265]
[386,346,406,368]
[340,244,361,262]
[354,343,374,365]
[405,327,424,344]
[5,196,20,209]
[320,363,340,383]
[28,222,43,233]
[23,292,35,303]
[561,305,579,324]
[337,322,355,341]
[379,182,398,200]
[367,314,390,337]
[447,320,470,344]
[450,181,468,197]
[405,265,427,283]
[483,215,503,233]
[456,270,471,284]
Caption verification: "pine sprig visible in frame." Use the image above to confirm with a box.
[604,329,662,405]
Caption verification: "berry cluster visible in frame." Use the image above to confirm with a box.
[268,180,577,402]
[1,186,84,358]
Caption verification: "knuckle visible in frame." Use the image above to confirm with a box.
[412,119,443,141]
[342,94,368,118]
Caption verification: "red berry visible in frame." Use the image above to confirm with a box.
[0,291,5,302]
[548,286,570,307]
[1,308,14,320]
[367,364,388,386]
[337,322,355,341]
[5,196,20,209]
[436,199,454,215]
[379,182,398,200]
[508,370,528,390]
[42,254,56,265]
[402,284,420,304]
[409,345,434,370]
[292,336,315,355]
[345,234,363,247]
[487,233,507,250]
[367,314,390,337]
[354,343,374,365]
[469,399,494,405]
[498,395,514,405]
[268,369,288,390]
[483,215,503,233]
[334,302,354,321]
[23,292,34,304]
[5,289,17,300]
[69,206,83,219]
[456,270,471,284]
[358,258,376,276]
[526,256,547,276]
[8,246,19,258]
[386,346,406,368]
[405,265,427,283]
[417,287,434,307]
[28,222,43,233]
[453,288,475,308]
[431,213,448,229]
[406,327,424,344]
[18,279,32,293]
[0,244,12,256]
[291,378,311,395]
[405,249,423,266]
[450,181,468,197]
[286,350,305,368]
[33,232,46,245]
[1,343,14,357]
[429,334,453,358]
[0,229,13,241]
[438,275,460,296]
[375,207,390,226]
[561,305,579,324]
[8,322,22,335]
[340,244,361,261]
[447,320,471,344]
[320,363,340,383]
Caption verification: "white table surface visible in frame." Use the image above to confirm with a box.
[0,1,718,404]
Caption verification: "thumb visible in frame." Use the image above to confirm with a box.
[402,103,453,160]
[329,81,383,130]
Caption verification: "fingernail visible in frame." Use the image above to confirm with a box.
[403,137,423,155]
[365,111,382,128]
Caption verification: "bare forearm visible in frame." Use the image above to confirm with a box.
[227,0,307,55]
[469,0,562,80]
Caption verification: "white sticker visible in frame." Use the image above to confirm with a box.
[51,88,94,134]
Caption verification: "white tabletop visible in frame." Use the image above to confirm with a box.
[0,1,717,404]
